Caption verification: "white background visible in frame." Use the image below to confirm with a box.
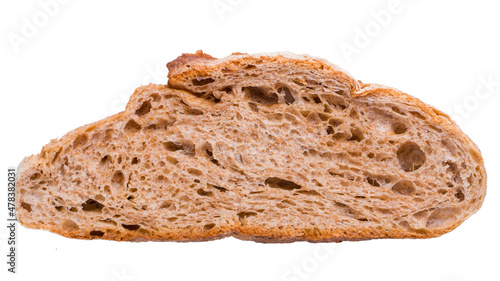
[1,0,499,280]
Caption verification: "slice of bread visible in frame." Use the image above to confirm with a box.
[16,51,487,242]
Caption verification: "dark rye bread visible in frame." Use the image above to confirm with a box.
[15,51,487,242]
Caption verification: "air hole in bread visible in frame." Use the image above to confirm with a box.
[398,221,426,234]
[89,230,105,237]
[81,199,104,212]
[186,107,203,115]
[124,119,142,132]
[221,86,232,93]
[188,168,203,176]
[278,86,295,104]
[243,86,279,105]
[204,223,216,231]
[210,184,227,192]
[410,111,426,120]
[391,180,415,195]
[306,112,321,123]
[445,161,461,183]
[350,109,359,119]
[265,177,301,191]
[62,219,79,230]
[413,210,428,219]
[306,79,320,86]
[374,207,392,215]
[426,207,459,228]
[51,147,63,163]
[102,129,115,142]
[100,155,111,166]
[204,93,221,103]
[73,134,88,148]
[455,189,465,201]
[313,96,322,104]
[329,118,342,127]
[282,199,297,206]
[221,67,234,73]
[180,100,204,115]
[53,196,64,204]
[197,188,213,197]
[192,77,215,86]
[430,125,442,133]
[160,202,172,209]
[367,177,380,187]
[135,100,151,116]
[276,203,287,209]
[111,171,125,186]
[323,104,333,113]
[391,106,406,115]
[334,89,347,97]
[332,132,344,139]
[322,95,348,110]
[392,122,408,134]
[122,224,141,231]
[326,126,335,135]
[203,144,219,165]
[103,186,111,194]
[317,113,329,121]
[131,157,139,164]
[150,93,161,101]
[248,102,259,112]
[292,78,306,86]
[30,173,42,181]
[55,206,64,212]
[166,156,179,165]
[397,142,426,172]
[99,218,116,225]
[348,128,364,142]
[237,211,257,226]
[21,202,32,212]
[334,202,362,219]
[163,141,195,156]
[145,118,171,130]
[296,190,321,196]
[300,110,310,118]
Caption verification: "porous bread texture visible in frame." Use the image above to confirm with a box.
[15,51,486,242]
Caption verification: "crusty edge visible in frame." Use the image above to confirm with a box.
[354,83,487,235]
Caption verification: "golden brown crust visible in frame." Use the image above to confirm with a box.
[167,50,216,76]
[16,52,487,243]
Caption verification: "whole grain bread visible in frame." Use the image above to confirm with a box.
[15,51,487,242]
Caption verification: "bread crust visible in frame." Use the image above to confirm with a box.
[16,52,487,243]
